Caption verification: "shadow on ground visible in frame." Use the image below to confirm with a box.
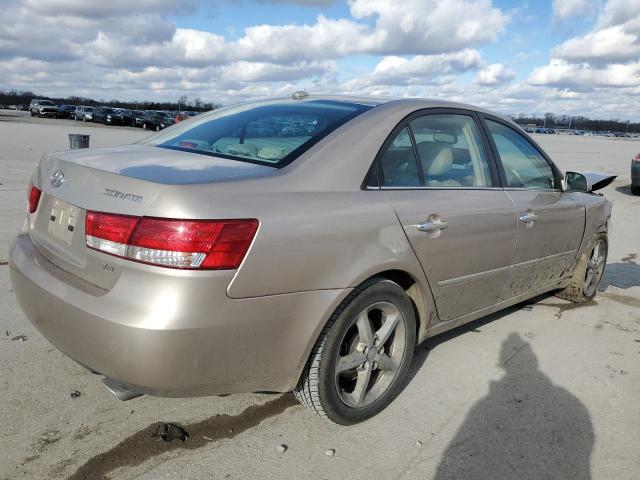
[433,333,594,479]
[615,185,639,197]
[599,255,640,291]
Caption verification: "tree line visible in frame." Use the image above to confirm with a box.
[0,89,220,112]
[512,113,639,134]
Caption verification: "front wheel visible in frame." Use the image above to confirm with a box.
[632,184,640,196]
[556,233,608,302]
[295,277,416,425]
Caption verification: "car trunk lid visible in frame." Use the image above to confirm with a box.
[29,145,275,290]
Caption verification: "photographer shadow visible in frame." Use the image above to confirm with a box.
[433,333,594,480]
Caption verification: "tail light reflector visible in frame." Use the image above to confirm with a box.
[28,182,42,214]
[85,212,258,270]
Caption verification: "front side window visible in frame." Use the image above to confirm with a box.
[143,100,372,167]
[409,114,492,187]
[486,120,556,189]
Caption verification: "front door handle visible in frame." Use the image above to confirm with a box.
[415,219,448,233]
[518,212,538,224]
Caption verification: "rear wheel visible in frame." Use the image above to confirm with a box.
[556,233,607,302]
[294,277,416,425]
[155,124,160,131]
[632,184,640,195]
[143,123,148,130]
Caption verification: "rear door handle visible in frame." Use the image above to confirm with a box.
[518,212,538,223]
[415,219,448,233]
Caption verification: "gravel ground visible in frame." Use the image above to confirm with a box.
[1,110,639,480]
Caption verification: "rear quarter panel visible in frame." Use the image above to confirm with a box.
[145,187,427,298]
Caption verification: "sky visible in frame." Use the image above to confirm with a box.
[1,0,639,119]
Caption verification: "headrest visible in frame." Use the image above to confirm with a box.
[225,143,258,157]
[416,142,454,176]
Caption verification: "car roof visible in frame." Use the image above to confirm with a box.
[268,94,509,121]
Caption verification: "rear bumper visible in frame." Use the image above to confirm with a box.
[9,234,348,397]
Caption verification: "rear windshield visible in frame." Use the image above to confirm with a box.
[141,100,372,167]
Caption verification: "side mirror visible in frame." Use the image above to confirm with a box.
[564,171,591,192]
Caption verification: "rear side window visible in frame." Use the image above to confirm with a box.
[144,100,372,167]
[378,113,492,188]
[378,127,421,187]
[410,114,492,187]
[486,120,556,189]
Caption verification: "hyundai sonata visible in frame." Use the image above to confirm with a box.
[10,94,613,424]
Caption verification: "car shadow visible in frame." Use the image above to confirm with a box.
[615,185,638,196]
[432,333,594,479]
[599,259,640,291]
[406,301,533,382]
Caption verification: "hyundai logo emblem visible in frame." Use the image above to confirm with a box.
[50,170,64,188]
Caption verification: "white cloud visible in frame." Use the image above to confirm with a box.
[553,21,640,63]
[475,63,515,86]
[528,0,640,112]
[347,50,484,88]
[552,0,597,20]
[529,59,640,89]
[349,0,509,54]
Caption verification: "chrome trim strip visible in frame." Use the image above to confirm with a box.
[379,186,505,191]
[437,250,576,287]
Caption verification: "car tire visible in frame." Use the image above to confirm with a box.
[294,277,416,425]
[155,125,160,131]
[30,111,35,117]
[555,233,608,303]
[143,123,148,130]
[632,185,640,195]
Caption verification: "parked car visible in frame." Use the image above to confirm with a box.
[74,106,94,122]
[632,153,640,195]
[142,111,175,131]
[10,95,614,425]
[93,106,124,125]
[131,110,146,127]
[57,104,77,119]
[118,109,134,126]
[29,99,58,118]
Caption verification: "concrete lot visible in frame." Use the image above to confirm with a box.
[1,110,639,479]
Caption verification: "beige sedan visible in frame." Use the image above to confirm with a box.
[10,94,612,424]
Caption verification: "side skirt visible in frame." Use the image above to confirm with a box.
[424,278,571,338]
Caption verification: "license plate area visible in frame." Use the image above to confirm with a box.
[48,198,79,246]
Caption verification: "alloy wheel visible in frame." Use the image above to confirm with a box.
[334,301,407,408]
[583,239,606,297]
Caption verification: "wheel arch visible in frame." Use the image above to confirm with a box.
[292,268,437,390]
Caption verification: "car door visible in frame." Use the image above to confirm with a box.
[377,110,518,322]
[481,116,585,298]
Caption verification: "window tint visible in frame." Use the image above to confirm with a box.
[486,120,556,189]
[144,100,371,167]
[410,114,492,187]
[378,127,420,187]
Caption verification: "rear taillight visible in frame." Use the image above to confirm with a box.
[28,182,41,214]
[633,153,640,162]
[85,212,258,270]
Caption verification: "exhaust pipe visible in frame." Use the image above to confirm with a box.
[102,377,143,401]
